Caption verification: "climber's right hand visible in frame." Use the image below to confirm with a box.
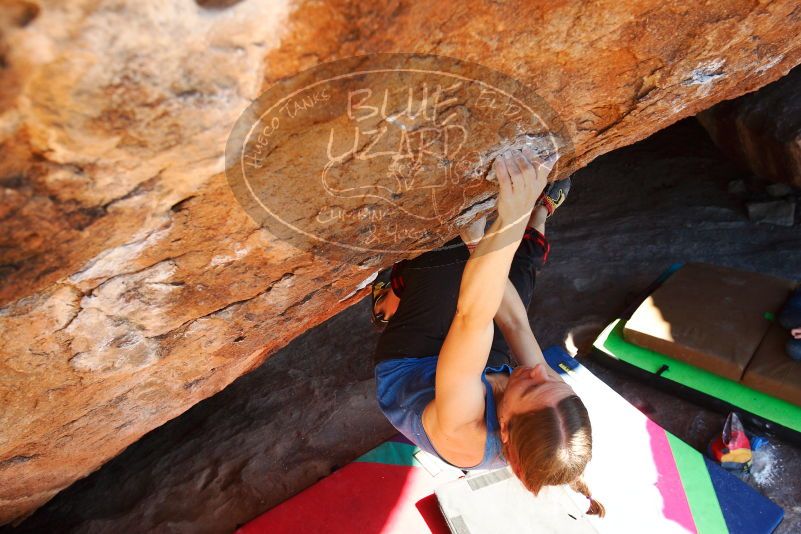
[494,148,553,225]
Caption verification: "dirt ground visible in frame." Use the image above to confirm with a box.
[6,118,801,533]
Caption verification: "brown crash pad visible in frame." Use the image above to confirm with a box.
[624,263,795,381]
[742,324,801,407]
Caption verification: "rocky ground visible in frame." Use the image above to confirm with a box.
[6,118,801,533]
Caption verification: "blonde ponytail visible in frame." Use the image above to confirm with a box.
[503,396,604,518]
[570,477,606,518]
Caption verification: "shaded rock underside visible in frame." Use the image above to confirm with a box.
[699,64,801,187]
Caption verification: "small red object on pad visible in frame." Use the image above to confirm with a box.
[708,412,752,471]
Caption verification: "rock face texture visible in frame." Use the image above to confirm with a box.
[2,0,801,524]
[698,65,801,187]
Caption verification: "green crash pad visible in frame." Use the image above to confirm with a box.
[594,319,801,441]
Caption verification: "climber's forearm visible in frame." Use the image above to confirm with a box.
[454,215,526,329]
[494,280,548,368]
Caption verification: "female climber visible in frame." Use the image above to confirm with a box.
[371,147,604,517]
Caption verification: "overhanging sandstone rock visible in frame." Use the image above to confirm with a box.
[2,0,801,524]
